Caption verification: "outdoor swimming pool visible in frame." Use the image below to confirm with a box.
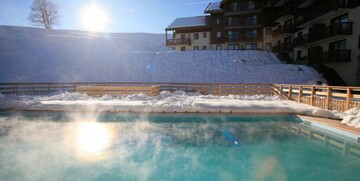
[0,112,359,181]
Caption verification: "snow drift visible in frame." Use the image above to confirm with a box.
[0,26,325,83]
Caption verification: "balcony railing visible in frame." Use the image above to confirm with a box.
[224,3,262,12]
[322,50,352,63]
[226,19,261,27]
[272,42,293,52]
[294,22,353,47]
[295,0,352,26]
[166,38,191,46]
[272,25,294,38]
[225,36,261,42]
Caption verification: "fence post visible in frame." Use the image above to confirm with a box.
[288,85,292,98]
[325,87,331,110]
[310,86,315,106]
[298,86,302,103]
[279,85,283,98]
[345,88,351,111]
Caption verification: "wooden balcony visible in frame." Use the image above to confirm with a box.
[224,2,262,13]
[294,22,353,47]
[166,38,191,46]
[226,18,262,27]
[272,25,294,38]
[225,36,261,42]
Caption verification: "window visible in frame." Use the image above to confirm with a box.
[231,2,238,11]
[245,43,257,50]
[203,46,207,50]
[228,31,239,41]
[245,29,257,39]
[181,47,186,51]
[329,39,346,50]
[216,45,222,50]
[194,33,199,40]
[331,14,349,34]
[203,33,207,38]
[246,15,257,25]
[216,32,221,38]
[266,28,272,35]
[297,51,302,60]
[265,43,271,50]
[181,34,186,39]
[228,17,232,26]
[247,1,255,10]
[216,18,220,24]
[194,46,199,51]
[228,44,239,50]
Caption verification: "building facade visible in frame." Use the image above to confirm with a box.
[165,0,360,85]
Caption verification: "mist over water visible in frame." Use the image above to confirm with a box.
[0,112,359,181]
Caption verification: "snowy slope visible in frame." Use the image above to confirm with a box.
[0,26,325,84]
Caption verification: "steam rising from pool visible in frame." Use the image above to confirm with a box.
[0,113,359,181]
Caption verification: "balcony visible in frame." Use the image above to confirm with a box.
[272,42,293,52]
[307,49,351,64]
[166,38,191,46]
[322,50,352,63]
[272,25,294,38]
[296,0,352,26]
[226,19,261,28]
[225,36,261,42]
[294,22,353,47]
[224,2,262,14]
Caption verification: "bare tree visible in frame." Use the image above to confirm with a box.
[28,0,59,29]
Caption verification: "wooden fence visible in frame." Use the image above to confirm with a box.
[0,82,359,112]
[75,85,161,96]
[273,84,360,112]
[0,82,273,96]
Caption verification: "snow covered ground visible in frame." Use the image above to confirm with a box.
[0,26,357,128]
[1,91,359,128]
[0,26,324,84]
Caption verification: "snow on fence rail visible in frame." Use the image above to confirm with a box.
[0,82,359,112]
[273,84,360,112]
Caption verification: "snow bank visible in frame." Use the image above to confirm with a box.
[0,26,325,84]
[340,108,360,128]
[0,91,339,120]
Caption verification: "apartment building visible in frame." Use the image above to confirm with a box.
[165,16,211,51]
[165,0,360,85]
[166,0,264,51]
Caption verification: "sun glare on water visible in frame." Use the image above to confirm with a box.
[80,3,110,32]
[75,122,114,161]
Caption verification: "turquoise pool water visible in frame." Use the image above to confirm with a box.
[0,112,359,181]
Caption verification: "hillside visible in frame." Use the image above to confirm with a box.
[0,26,325,84]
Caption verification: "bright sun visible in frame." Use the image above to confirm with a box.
[80,3,110,32]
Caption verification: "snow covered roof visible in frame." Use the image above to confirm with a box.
[204,2,223,13]
[166,16,210,30]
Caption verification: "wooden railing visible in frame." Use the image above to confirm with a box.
[1,82,359,112]
[0,82,273,96]
[76,85,161,96]
[273,84,360,112]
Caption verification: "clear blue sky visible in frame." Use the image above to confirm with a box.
[0,0,214,33]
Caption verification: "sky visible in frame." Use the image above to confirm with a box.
[0,0,215,33]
